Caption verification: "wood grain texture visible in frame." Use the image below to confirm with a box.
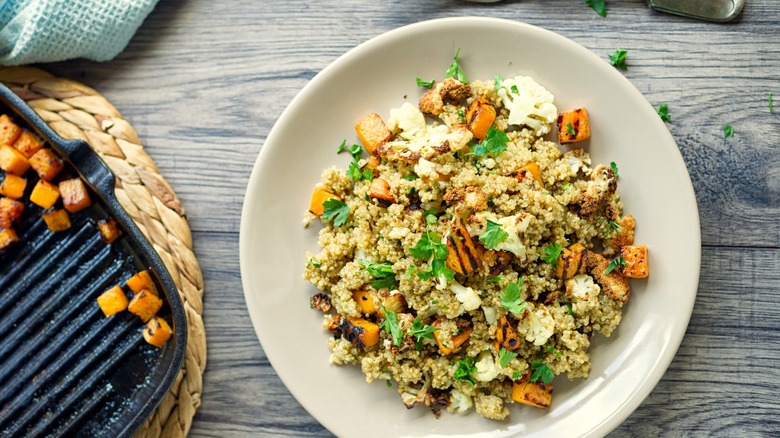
[29,0,780,436]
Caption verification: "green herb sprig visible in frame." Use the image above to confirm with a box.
[321,198,350,227]
[479,220,509,250]
[500,278,527,315]
[445,48,468,84]
[608,49,628,70]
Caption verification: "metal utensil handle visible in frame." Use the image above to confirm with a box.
[647,0,745,22]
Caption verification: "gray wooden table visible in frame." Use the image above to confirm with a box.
[37,0,780,436]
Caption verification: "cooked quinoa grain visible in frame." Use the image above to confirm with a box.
[304,70,649,420]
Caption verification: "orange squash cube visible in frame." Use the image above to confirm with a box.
[345,317,380,348]
[369,178,395,205]
[557,108,591,144]
[512,378,553,408]
[555,243,588,280]
[432,320,473,355]
[511,162,543,187]
[0,227,18,251]
[28,148,64,181]
[97,217,123,244]
[59,178,92,213]
[309,187,340,216]
[128,290,163,322]
[126,270,158,296]
[29,179,60,209]
[97,285,129,317]
[0,144,30,176]
[0,197,24,228]
[0,114,21,146]
[355,113,391,155]
[465,98,497,140]
[42,208,71,232]
[352,290,377,315]
[0,172,27,199]
[13,130,44,158]
[620,244,649,279]
[143,316,173,348]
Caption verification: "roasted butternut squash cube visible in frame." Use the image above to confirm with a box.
[0,197,24,228]
[352,290,377,315]
[13,129,44,158]
[97,285,129,317]
[556,243,588,279]
[511,162,543,187]
[29,179,60,209]
[0,227,18,251]
[59,178,91,213]
[143,316,173,348]
[0,114,21,146]
[0,144,30,176]
[355,113,391,155]
[620,244,649,279]
[512,378,553,408]
[432,320,472,355]
[42,208,71,232]
[28,148,64,181]
[128,290,163,322]
[369,177,394,205]
[465,98,497,140]
[445,223,480,276]
[97,217,123,244]
[0,172,27,199]
[495,316,521,351]
[126,270,158,296]
[309,187,340,216]
[346,317,380,348]
[557,108,591,144]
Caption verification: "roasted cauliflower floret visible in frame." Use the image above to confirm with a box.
[419,77,473,116]
[516,304,555,346]
[603,215,636,255]
[578,164,617,216]
[497,76,557,136]
[586,252,631,303]
[565,274,601,302]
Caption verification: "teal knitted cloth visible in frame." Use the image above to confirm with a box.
[0,0,159,65]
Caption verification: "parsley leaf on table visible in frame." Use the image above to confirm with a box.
[445,48,468,84]
[321,198,349,227]
[529,361,555,384]
[770,92,774,113]
[479,220,509,250]
[586,0,607,17]
[724,125,734,137]
[657,103,671,122]
[500,278,527,314]
[540,242,562,266]
[609,49,628,70]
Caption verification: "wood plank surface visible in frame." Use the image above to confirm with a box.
[30,0,780,436]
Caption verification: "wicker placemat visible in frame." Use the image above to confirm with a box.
[0,66,206,438]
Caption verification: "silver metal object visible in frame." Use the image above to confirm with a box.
[646,0,744,22]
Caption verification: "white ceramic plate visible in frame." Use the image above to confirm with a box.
[240,17,700,437]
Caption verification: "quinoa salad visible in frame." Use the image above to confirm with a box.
[303,51,649,421]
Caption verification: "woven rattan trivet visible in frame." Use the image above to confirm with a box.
[0,66,206,438]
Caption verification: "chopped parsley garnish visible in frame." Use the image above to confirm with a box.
[610,161,619,178]
[416,77,435,89]
[404,265,416,279]
[454,356,477,386]
[586,0,607,17]
[347,160,374,182]
[545,343,562,357]
[306,258,321,268]
[510,85,519,95]
[606,219,623,236]
[321,198,350,227]
[337,140,364,160]
[407,318,439,350]
[445,48,468,84]
[604,255,626,275]
[380,305,403,346]
[498,348,518,368]
[404,173,419,181]
[494,74,503,92]
[479,220,509,250]
[362,260,397,290]
[486,276,503,283]
[529,361,555,384]
[386,379,392,387]
[724,125,734,137]
[410,226,454,283]
[561,182,572,191]
[540,242,563,266]
[565,303,576,317]
[512,371,522,380]
[657,103,671,122]
[565,122,576,136]
[608,49,628,70]
[469,126,509,157]
[770,93,774,113]
[500,278,527,314]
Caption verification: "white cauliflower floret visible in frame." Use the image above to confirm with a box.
[565,274,601,302]
[449,281,482,311]
[448,388,473,414]
[497,76,557,136]
[482,306,497,325]
[473,351,501,382]
[388,102,426,139]
[492,213,533,259]
[414,157,438,180]
[517,304,555,346]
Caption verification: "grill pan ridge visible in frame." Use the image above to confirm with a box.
[0,85,187,437]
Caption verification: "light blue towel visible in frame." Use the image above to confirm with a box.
[0,0,159,65]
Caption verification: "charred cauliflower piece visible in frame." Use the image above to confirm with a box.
[419,77,473,116]
[603,215,636,256]
[586,252,631,303]
[578,164,617,216]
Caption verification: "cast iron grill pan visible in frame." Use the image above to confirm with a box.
[0,85,187,437]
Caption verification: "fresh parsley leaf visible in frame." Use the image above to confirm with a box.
[609,49,628,70]
[337,140,363,160]
[494,74,504,92]
[362,260,397,290]
[347,160,373,182]
[604,255,626,275]
[336,139,347,154]
[386,379,392,387]
[500,278,527,314]
[512,371,522,380]
[561,182,572,191]
[418,258,454,282]
[565,302,576,317]
[530,361,555,385]
[565,122,576,136]
[657,103,671,122]
[453,356,477,386]
[380,305,403,346]
[540,243,563,266]
[410,228,446,260]
[457,108,466,123]
[586,0,607,17]
[486,276,503,283]
[610,161,619,178]
[479,220,509,250]
[416,77,435,89]
[770,92,774,113]
[407,318,438,350]
[321,198,349,227]
[724,125,734,137]
[404,173,419,181]
[470,126,508,157]
[306,258,321,268]
[510,85,519,95]
[606,219,623,236]
[404,265,416,279]
[545,343,562,357]
[445,48,468,84]
[498,348,518,368]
